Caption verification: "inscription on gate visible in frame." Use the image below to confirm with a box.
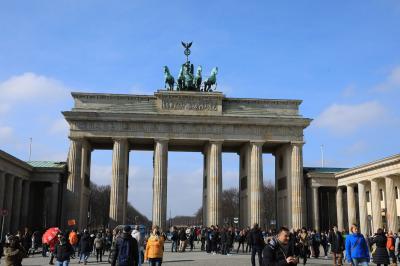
[155,90,223,115]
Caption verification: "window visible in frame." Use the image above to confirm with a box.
[396,187,399,199]
[366,191,370,202]
[380,189,384,201]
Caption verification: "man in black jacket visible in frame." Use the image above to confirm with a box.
[262,227,298,266]
[111,226,139,266]
[54,234,74,265]
[328,226,344,266]
[250,223,265,266]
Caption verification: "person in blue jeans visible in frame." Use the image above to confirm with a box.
[345,224,370,266]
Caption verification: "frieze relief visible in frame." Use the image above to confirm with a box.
[155,91,223,115]
[70,120,303,139]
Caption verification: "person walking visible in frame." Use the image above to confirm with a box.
[246,228,252,253]
[110,226,138,266]
[262,227,298,265]
[170,227,178,252]
[178,228,187,252]
[237,230,246,253]
[3,235,26,266]
[78,229,91,265]
[250,223,265,266]
[132,225,143,266]
[345,224,370,266]
[311,230,321,258]
[386,231,397,265]
[54,234,74,266]
[144,225,165,266]
[93,233,104,263]
[371,228,390,266]
[328,226,344,266]
[226,227,234,255]
[68,230,78,258]
[298,228,309,265]
[200,227,206,251]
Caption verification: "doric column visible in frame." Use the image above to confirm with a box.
[0,171,5,210]
[336,187,344,231]
[358,182,368,236]
[371,178,382,233]
[152,139,168,231]
[79,140,91,230]
[66,137,82,226]
[385,176,398,233]
[20,181,31,228]
[347,184,356,230]
[11,178,23,232]
[109,138,129,227]
[4,175,14,234]
[202,149,208,227]
[290,143,305,229]
[311,186,320,232]
[50,182,60,227]
[249,142,264,227]
[206,141,222,226]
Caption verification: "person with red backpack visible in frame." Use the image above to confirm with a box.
[111,226,139,266]
[386,231,397,265]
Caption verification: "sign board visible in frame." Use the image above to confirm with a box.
[233,217,239,224]
[67,219,76,226]
[0,209,8,216]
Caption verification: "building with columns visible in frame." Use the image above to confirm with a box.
[1,89,399,234]
[62,90,312,231]
[305,155,400,234]
[0,150,66,237]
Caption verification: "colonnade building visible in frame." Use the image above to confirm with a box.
[306,154,400,234]
[0,150,66,235]
[1,89,399,235]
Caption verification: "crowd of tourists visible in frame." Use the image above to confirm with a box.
[0,223,400,265]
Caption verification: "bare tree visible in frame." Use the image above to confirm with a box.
[89,182,150,229]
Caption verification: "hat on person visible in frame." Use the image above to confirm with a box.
[123,225,132,233]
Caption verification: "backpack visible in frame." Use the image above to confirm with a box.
[117,238,131,266]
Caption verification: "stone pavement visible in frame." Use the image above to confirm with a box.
[17,242,334,266]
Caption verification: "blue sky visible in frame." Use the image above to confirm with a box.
[1,1,399,218]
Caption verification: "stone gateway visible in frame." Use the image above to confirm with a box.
[62,90,311,230]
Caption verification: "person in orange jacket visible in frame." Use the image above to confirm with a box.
[386,231,397,264]
[144,225,165,266]
[68,230,78,258]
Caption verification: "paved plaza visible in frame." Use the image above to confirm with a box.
[18,242,333,266]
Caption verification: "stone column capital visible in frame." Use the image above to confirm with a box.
[112,137,128,143]
[290,141,305,147]
[154,138,169,144]
[209,140,224,144]
[249,141,264,147]
[68,136,84,142]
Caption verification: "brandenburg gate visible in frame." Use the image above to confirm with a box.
[62,43,311,230]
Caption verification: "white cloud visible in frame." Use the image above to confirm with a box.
[374,66,400,92]
[0,73,72,160]
[314,101,386,135]
[0,72,68,104]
